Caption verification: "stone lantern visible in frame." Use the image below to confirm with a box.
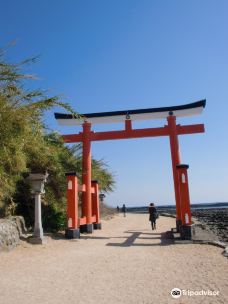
[27,172,48,244]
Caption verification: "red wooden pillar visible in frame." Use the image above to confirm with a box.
[81,122,93,233]
[65,172,80,239]
[177,165,192,225]
[176,164,193,239]
[167,113,182,229]
[91,180,102,230]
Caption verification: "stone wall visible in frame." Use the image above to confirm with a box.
[0,216,27,251]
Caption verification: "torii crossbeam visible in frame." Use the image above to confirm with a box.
[55,99,206,237]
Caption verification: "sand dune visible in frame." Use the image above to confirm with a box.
[0,214,227,304]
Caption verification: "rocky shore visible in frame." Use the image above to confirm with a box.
[158,208,228,243]
[192,209,228,243]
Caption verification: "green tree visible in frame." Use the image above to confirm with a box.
[0,49,115,230]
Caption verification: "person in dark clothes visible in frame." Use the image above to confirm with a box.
[117,206,120,212]
[148,203,157,230]
[122,204,126,217]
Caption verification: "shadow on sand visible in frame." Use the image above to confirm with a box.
[46,229,176,247]
[106,230,175,247]
[47,232,110,241]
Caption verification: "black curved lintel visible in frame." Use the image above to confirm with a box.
[55,99,206,120]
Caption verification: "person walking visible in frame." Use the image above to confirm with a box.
[122,204,126,217]
[148,203,157,230]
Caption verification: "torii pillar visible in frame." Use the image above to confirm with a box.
[167,112,182,230]
[80,122,93,233]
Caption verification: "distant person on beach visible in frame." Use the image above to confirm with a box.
[117,206,120,212]
[122,204,126,217]
[148,203,157,230]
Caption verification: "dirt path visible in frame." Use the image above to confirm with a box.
[0,214,227,304]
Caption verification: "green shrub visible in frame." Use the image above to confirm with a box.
[42,204,66,232]
[0,49,115,231]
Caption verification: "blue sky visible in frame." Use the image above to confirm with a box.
[1,0,228,206]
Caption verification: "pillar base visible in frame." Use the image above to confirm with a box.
[28,236,46,245]
[93,222,102,230]
[176,219,182,232]
[65,228,80,239]
[80,224,93,234]
[180,224,195,240]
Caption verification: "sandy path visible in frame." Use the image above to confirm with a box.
[0,214,227,304]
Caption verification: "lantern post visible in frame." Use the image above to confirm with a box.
[27,172,48,244]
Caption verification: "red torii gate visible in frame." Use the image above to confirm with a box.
[55,100,206,239]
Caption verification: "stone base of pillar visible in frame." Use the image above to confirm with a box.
[65,228,80,239]
[80,224,93,234]
[34,227,43,239]
[93,223,102,230]
[176,219,182,232]
[171,227,178,233]
[180,224,195,240]
[28,236,46,245]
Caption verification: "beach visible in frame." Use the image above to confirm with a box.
[0,213,227,304]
